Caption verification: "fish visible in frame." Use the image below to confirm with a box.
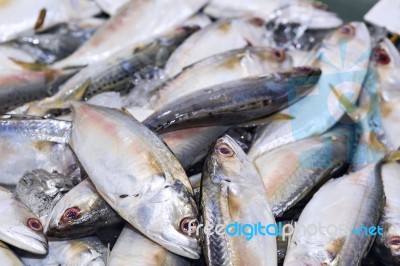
[0,45,36,71]
[13,18,105,64]
[253,126,352,217]
[149,47,293,109]
[53,0,207,69]
[164,18,268,78]
[18,237,106,266]
[69,102,200,259]
[284,163,384,265]
[201,135,277,266]
[45,178,122,239]
[15,169,81,225]
[373,162,400,265]
[248,22,372,159]
[109,225,191,266]
[0,69,74,114]
[375,39,400,150]
[0,241,24,266]
[162,126,229,170]
[143,67,321,133]
[0,186,47,254]
[204,0,342,30]
[27,26,198,116]
[0,116,79,187]
[0,0,100,42]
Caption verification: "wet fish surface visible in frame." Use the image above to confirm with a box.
[69,102,200,259]
[201,135,277,266]
[144,67,321,133]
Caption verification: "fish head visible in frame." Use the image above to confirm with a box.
[374,38,400,101]
[209,135,249,179]
[130,174,201,259]
[250,47,293,73]
[0,190,47,254]
[44,180,107,238]
[315,22,371,73]
[375,220,400,263]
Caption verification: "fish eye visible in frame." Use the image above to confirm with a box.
[27,218,43,231]
[62,207,82,222]
[272,50,286,62]
[216,143,234,157]
[340,25,355,38]
[375,48,391,65]
[180,217,198,235]
[389,237,400,246]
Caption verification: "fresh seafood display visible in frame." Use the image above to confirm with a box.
[1,0,400,265]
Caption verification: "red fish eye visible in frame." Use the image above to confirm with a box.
[180,217,198,235]
[216,143,234,157]
[389,236,400,246]
[375,48,391,65]
[272,50,286,62]
[62,207,81,222]
[340,25,355,37]
[27,218,43,231]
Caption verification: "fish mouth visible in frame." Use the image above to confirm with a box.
[7,232,48,255]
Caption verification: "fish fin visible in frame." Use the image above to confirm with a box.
[325,236,346,264]
[34,8,47,30]
[120,108,135,117]
[383,150,400,163]
[367,132,388,153]
[239,113,294,127]
[329,84,364,122]
[9,58,48,71]
[47,79,91,110]
[133,43,153,54]
[70,79,91,101]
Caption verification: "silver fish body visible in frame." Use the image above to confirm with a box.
[0,69,73,114]
[144,67,321,133]
[150,47,293,110]
[164,18,268,77]
[109,225,191,266]
[201,135,277,266]
[162,126,228,170]
[284,163,384,265]
[45,178,122,238]
[375,39,400,150]
[0,116,78,187]
[373,162,400,265]
[248,22,371,159]
[19,237,106,266]
[54,0,207,68]
[204,0,342,30]
[27,27,197,116]
[0,0,100,42]
[69,102,200,259]
[13,19,105,64]
[254,126,352,217]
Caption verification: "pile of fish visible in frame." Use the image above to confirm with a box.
[1,0,400,265]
